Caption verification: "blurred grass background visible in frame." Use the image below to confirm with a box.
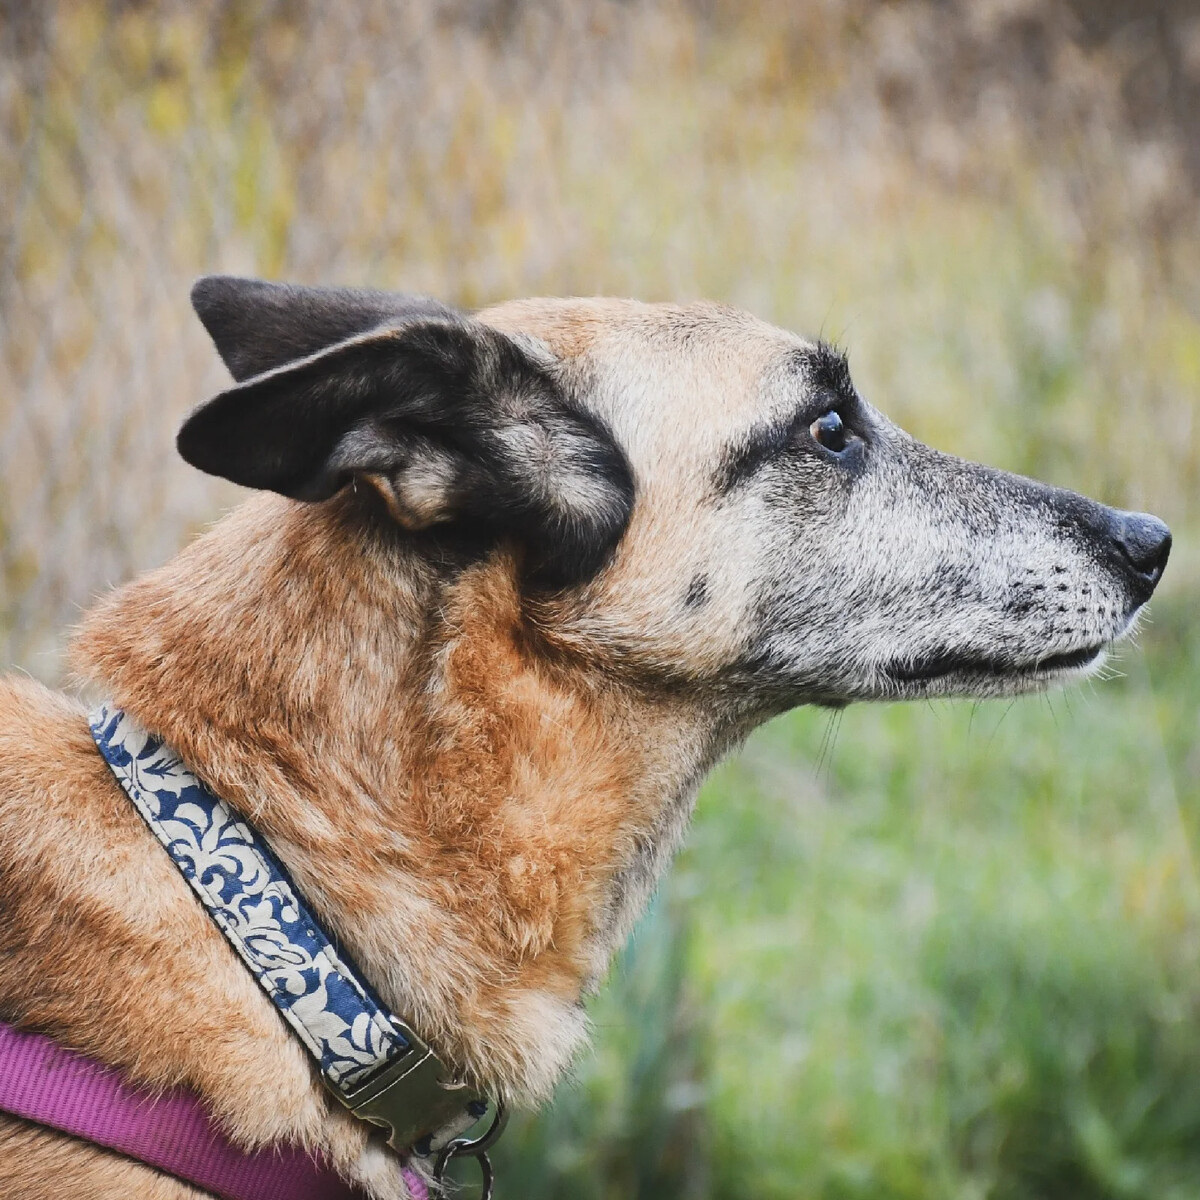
[2,2,1198,1196]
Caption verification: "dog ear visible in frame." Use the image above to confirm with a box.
[179,304,634,586]
[191,275,461,381]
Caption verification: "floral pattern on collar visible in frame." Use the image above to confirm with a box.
[90,704,409,1094]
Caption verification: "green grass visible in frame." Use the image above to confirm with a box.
[492,592,1200,1200]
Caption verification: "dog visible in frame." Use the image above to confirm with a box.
[0,277,1171,1198]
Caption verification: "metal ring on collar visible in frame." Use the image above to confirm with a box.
[432,1101,508,1200]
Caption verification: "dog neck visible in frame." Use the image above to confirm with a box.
[71,491,728,1105]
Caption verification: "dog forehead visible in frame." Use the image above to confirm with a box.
[478,297,809,466]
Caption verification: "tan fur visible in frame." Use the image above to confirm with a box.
[489,298,796,678]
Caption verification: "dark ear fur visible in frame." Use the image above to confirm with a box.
[191,275,460,381]
[180,285,634,586]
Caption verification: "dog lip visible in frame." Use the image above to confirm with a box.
[886,643,1105,684]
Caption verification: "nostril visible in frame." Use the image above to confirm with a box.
[1114,513,1172,585]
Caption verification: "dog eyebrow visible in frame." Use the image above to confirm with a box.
[712,342,855,495]
[793,341,854,400]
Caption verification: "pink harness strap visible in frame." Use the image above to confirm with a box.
[0,1020,426,1200]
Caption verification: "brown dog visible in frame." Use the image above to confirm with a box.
[0,279,1170,1198]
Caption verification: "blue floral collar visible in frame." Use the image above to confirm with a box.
[89,705,500,1170]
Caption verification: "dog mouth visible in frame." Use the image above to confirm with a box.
[885,642,1105,685]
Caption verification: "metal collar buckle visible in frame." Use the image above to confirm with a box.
[330,1023,480,1153]
[328,1018,506,1197]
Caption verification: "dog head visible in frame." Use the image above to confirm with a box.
[184,278,1170,717]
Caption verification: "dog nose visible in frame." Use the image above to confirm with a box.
[1113,511,1171,597]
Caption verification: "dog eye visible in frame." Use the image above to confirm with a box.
[810,410,847,453]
